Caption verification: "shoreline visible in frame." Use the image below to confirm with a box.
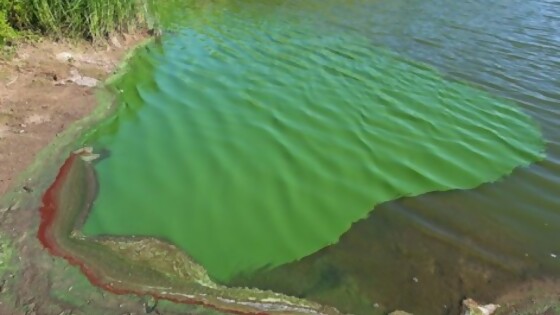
[0,34,343,315]
[0,34,148,197]
[38,151,343,314]
[0,34,162,315]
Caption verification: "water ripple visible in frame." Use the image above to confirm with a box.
[80,0,545,287]
[74,1,560,314]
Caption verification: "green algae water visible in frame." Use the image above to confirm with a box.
[82,0,543,279]
[78,0,557,313]
[81,0,543,279]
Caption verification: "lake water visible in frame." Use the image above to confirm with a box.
[79,0,559,314]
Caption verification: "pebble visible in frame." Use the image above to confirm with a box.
[55,52,74,62]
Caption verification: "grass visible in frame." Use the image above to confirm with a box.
[0,0,152,43]
[0,9,17,45]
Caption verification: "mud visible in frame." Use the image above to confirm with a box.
[0,35,144,196]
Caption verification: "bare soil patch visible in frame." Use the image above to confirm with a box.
[0,34,145,196]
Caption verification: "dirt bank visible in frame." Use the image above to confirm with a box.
[0,34,145,196]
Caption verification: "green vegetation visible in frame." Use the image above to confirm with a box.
[0,9,16,45]
[0,0,151,42]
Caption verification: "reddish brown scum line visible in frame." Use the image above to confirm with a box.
[37,153,269,315]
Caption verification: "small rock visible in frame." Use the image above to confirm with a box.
[551,253,557,258]
[110,36,122,48]
[412,277,419,283]
[462,298,500,315]
[80,154,100,162]
[72,76,98,88]
[75,147,100,162]
[58,69,99,87]
[73,147,93,155]
[56,52,74,63]
[389,311,413,315]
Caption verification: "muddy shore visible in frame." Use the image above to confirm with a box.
[0,34,147,196]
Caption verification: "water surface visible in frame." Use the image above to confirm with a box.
[230,0,560,314]
[80,0,558,314]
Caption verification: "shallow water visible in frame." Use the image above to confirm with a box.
[80,0,558,314]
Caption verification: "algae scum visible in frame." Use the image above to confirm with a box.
[71,0,551,313]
